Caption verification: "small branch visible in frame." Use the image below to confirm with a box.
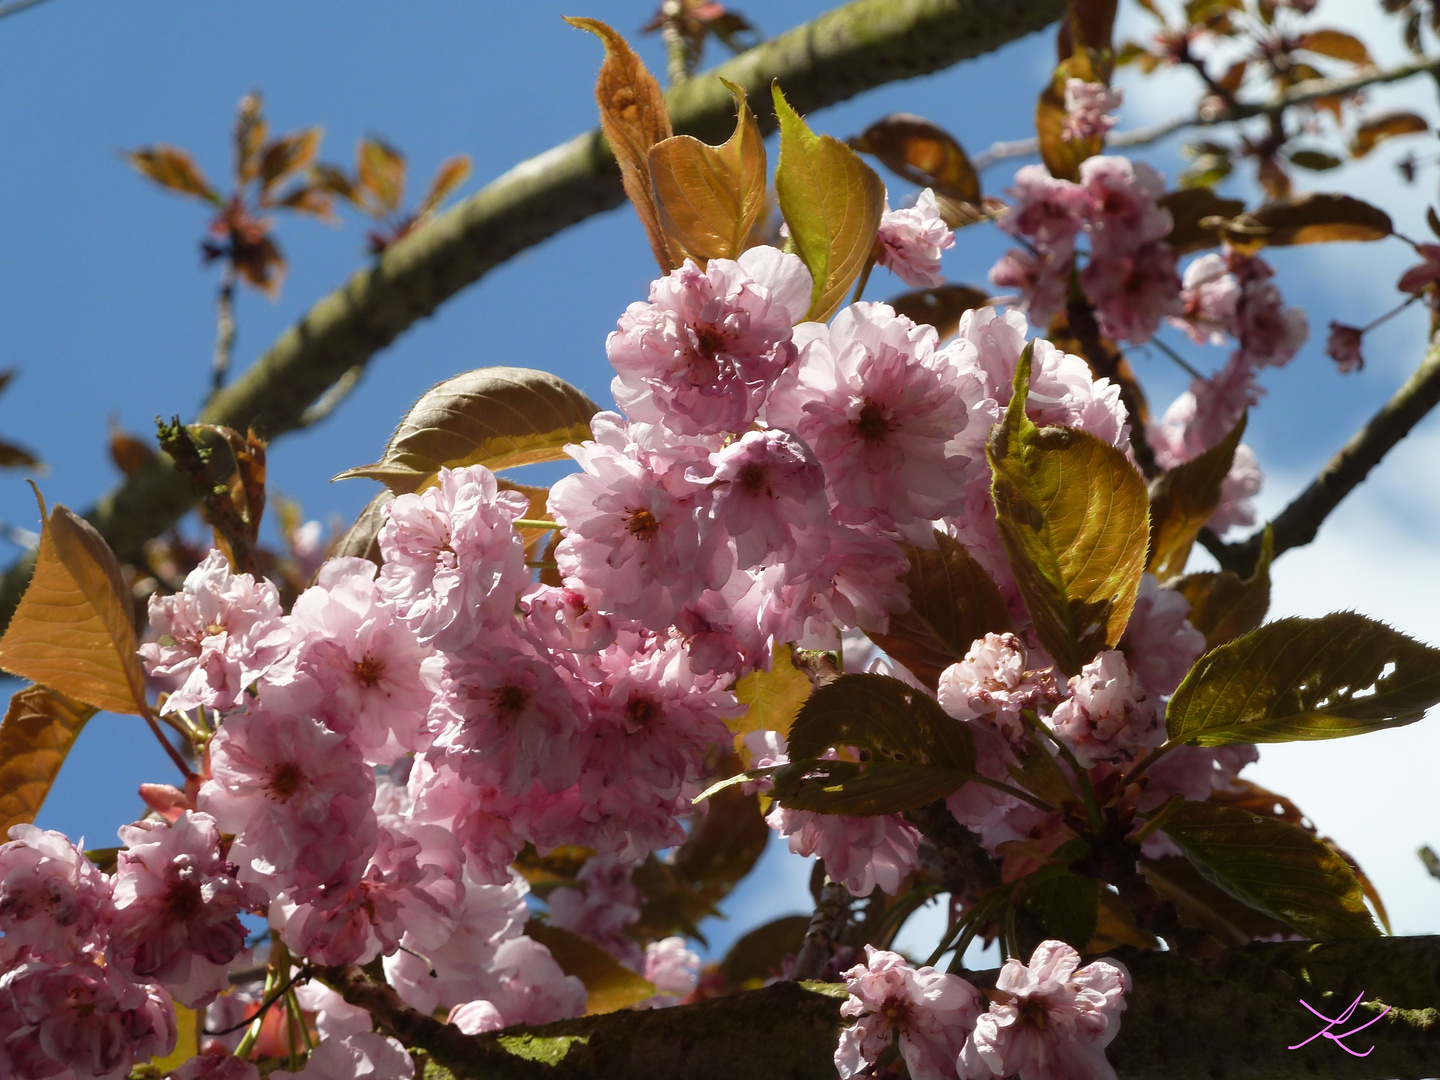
[792,878,852,980]
[1203,332,1440,575]
[155,418,267,579]
[660,0,692,86]
[211,269,236,398]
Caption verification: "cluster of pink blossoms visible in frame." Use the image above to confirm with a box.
[836,942,1129,1080]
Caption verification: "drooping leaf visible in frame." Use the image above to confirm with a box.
[1159,188,1246,254]
[1146,413,1245,580]
[0,684,97,836]
[259,129,322,194]
[1140,854,1298,946]
[649,80,767,266]
[720,915,811,988]
[848,114,980,204]
[0,499,147,715]
[567,17,675,272]
[335,367,599,493]
[1203,193,1393,253]
[988,345,1150,676]
[358,137,406,215]
[126,146,219,202]
[417,155,473,216]
[1171,527,1272,650]
[787,672,975,771]
[1296,28,1373,65]
[1067,0,1119,54]
[1022,872,1100,951]
[773,84,885,322]
[731,644,812,760]
[884,284,990,340]
[1161,801,1380,940]
[1036,49,1110,182]
[524,920,656,1013]
[866,530,1012,690]
[1167,612,1440,746]
[1351,112,1429,157]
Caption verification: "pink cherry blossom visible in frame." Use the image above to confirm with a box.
[448,999,504,1034]
[293,981,373,1041]
[519,584,618,655]
[1175,252,1240,345]
[937,632,1059,740]
[1048,650,1160,769]
[1209,442,1263,535]
[546,854,643,967]
[0,825,111,962]
[699,427,829,570]
[959,940,1128,1080]
[836,945,983,1080]
[1078,156,1171,257]
[768,803,920,897]
[1001,165,1095,255]
[272,1031,414,1080]
[1081,240,1182,344]
[765,302,976,541]
[1119,576,1206,701]
[403,759,527,885]
[608,246,811,436]
[875,189,955,288]
[1148,351,1262,469]
[141,550,289,716]
[480,935,587,1027]
[106,812,260,1009]
[989,248,1071,327]
[1063,80,1122,143]
[375,464,530,651]
[199,708,378,902]
[171,1050,262,1080]
[1326,321,1365,373]
[641,936,700,1007]
[1229,252,1307,368]
[1398,242,1440,293]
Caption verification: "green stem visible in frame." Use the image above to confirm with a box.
[850,255,876,305]
[958,772,1056,814]
[1147,335,1205,381]
[514,518,558,530]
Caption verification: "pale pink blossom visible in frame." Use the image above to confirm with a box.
[836,945,983,1080]
[547,854,643,967]
[519,584,618,655]
[107,812,259,1009]
[0,825,111,961]
[876,189,955,288]
[699,427,829,569]
[1048,650,1160,768]
[1001,165,1095,255]
[1079,156,1171,257]
[199,708,378,902]
[293,981,373,1041]
[375,464,529,651]
[273,1031,414,1080]
[1326,321,1365,373]
[937,632,1059,740]
[141,550,289,716]
[1209,443,1263,534]
[170,1050,262,1080]
[481,935,588,1027]
[1081,240,1182,344]
[1175,252,1241,345]
[404,759,527,885]
[1148,352,1262,468]
[1119,576,1206,700]
[768,804,920,897]
[447,999,504,1034]
[1062,80,1122,143]
[989,247,1070,328]
[959,940,1128,1080]
[766,303,976,541]
[608,247,812,436]
[641,936,700,1007]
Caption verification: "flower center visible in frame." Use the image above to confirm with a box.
[626,507,660,540]
[354,653,386,688]
[853,398,893,442]
[493,684,528,718]
[735,462,768,495]
[626,694,659,727]
[268,762,305,802]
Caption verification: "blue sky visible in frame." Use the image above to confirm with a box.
[2,0,1437,959]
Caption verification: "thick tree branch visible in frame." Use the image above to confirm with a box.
[1202,332,1440,575]
[0,0,1065,629]
[325,936,1440,1080]
[975,56,1440,170]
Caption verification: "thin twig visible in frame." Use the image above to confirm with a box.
[791,877,851,980]
[211,269,236,397]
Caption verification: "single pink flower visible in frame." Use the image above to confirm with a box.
[1079,156,1171,257]
[698,426,830,570]
[1119,576,1206,700]
[938,632,1059,740]
[875,188,955,288]
[1001,164,1096,256]
[768,804,920,898]
[641,937,700,1007]
[1081,240,1182,345]
[1062,80,1122,143]
[989,247,1071,327]
[1208,443,1263,535]
[1049,650,1160,768]
[1397,242,1440,293]
[0,824,112,962]
[547,854,643,967]
[272,1031,414,1080]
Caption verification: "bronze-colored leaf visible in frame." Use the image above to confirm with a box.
[0,497,147,715]
[126,146,219,203]
[730,644,811,760]
[1296,28,1373,66]
[525,920,655,1014]
[0,684,97,836]
[649,81,767,266]
[1067,0,1119,54]
[1160,188,1246,254]
[1037,50,1111,182]
[259,129,322,194]
[335,367,599,494]
[866,530,1012,690]
[108,423,154,478]
[417,155,473,217]
[314,163,360,203]
[849,114,980,204]
[1288,149,1343,172]
[1171,526,1272,651]
[1203,193,1393,253]
[1147,413,1246,580]
[884,284,990,339]
[1085,887,1159,951]
[358,137,406,216]
[0,439,41,469]
[1351,112,1429,158]
[566,16,675,273]
[773,85,885,322]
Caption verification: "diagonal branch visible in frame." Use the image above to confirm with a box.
[1202,332,1440,576]
[0,0,1067,630]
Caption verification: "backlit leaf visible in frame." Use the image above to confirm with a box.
[731,644,811,759]
[259,129,322,193]
[1067,0,1119,54]
[358,138,406,215]
[525,920,655,1014]
[417,155,473,217]
[0,684,96,836]
[1158,188,1245,254]
[1167,612,1440,745]
[649,80,767,266]
[1147,413,1245,580]
[148,1004,199,1073]
[884,284,990,340]
[1296,28,1373,65]
[866,530,1012,690]
[1171,527,1272,650]
[0,499,147,715]
[498,478,554,564]
[1140,854,1298,946]
[1204,193,1393,253]
[773,757,970,816]
[849,114,980,204]
[126,146,219,203]
[1085,887,1159,951]
[1023,873,1100,951]
[1161,801,1379,940]
[988,344,1150,676]
[720,915,811,988]
[334,367,599,494]
[773,84,885,322]
[567,17,675,273]
[1351,112,1429,158]
[787,672,975,771]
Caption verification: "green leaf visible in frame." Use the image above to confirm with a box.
[1167,611,1440,746]
[730,644,812,761]
[720,915,811,988]
[772,757,970,816]
[1146,412,1245,580]
[648,80,768,266]
[772,84,885,322]
[1161,801,1380,940]
[1140,854,1299,946]
[988,344,1150,676]
[334,367,599,493]
[525,920,656,1014]
[866,530,1012,690]
[0,684,97,836]
[788,672,975,771]
[1171,527,1272,651]
[1023,873,1100,951]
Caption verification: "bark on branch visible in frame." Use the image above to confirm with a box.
[324,936,1440,1080]
[0,0,1066,629]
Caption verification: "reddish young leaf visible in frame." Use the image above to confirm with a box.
[1351,111,1429,157]
[126,146,220,202]
[258,128,322,194]
[417,154,473,217]
[358,137,407,216]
